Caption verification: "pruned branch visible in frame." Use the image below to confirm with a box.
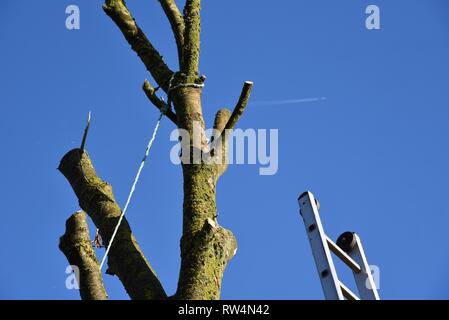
[143,79,178,125]
[158,0,185,67]
[58,149,167,300]
[182,0,201,76]
[59,211,108,300]
[212,108,231,177]
[207,81,254,160]
[103,0,173,91]
[225,81,254,130]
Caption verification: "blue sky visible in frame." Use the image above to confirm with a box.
[0,0,448,299]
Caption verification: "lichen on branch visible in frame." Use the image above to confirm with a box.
[182,0,202,76]
[59,211,108,300]
[103,0,173,91]
[58,149,167,300]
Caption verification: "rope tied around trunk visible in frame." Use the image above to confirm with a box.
[98,73,205,271]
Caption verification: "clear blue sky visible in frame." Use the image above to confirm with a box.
[0,0,448,299]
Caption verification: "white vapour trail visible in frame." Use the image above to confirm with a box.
[252,97,326,106]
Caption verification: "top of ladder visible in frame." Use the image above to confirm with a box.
[298,191,380,300]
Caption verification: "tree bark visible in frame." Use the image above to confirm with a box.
[170,86,239,299]
[103,0,173,91]
[182,0,201,76]
[59,211,108,300]
[58,149,167,300]
[158,0,185,67]
[57,0,253,300]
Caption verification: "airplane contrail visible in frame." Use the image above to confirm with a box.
[252,97,327,106]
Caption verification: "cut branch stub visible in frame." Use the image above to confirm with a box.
[143,79,178,125]
[212,108,231,178]
[207,81,254,170]
[225,81,254,131]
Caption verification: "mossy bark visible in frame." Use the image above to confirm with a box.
[158,0,185,67]
[170,87,237,300]
[182,0,201,75]
[59,211,108,300]
[103,0,174,91]
[57,0,251,300]
[58,149,167,300]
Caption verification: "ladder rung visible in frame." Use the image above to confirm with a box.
[326,236,362,273]
[339,281,360,300]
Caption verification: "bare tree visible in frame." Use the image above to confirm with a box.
[59,0,252,300]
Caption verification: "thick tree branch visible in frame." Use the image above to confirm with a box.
[59,211,108,300]
[182,0,201,76]
[158,0,185,67]
[143,79,178,125]
[58,149,167,300]
[103,0,173,91]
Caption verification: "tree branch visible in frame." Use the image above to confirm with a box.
[207,81,254,159]
[212,108,231,178]
[225,81,254,130]
[182,0,201,76]
[58,149,167,300]
[103,0,173,91]
[158,0,185,67]
[59,211,108,300]
[143,79,178,125]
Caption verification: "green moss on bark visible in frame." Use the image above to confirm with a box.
[59,149,167,300]
[182,0,201,76]
[59,211,108,300]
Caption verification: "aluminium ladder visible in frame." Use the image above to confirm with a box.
[298,191,380,300]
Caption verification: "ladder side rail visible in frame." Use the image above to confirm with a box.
[347,234,380,300]
[298,191,344,300]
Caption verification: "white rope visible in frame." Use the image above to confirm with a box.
[99,111,164,271]
[168,82,204,92]
[98,72,204,271]
[167,72,205,94]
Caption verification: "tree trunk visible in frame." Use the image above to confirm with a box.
[58,0,252,300]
